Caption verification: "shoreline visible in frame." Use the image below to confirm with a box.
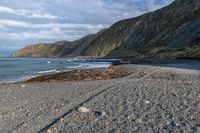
[23,57,200,83]
[0,58,117,84]
[23,65,132,83]
[0,63,200,132]
[1,57,200,85]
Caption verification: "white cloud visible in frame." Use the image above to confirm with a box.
[0,19,28,27]
[0,29,90,41]
[0,19,108,41]
[0,5,59,19]
[0,31,59,40]
[0,19,108,32]
[0,5,13,13]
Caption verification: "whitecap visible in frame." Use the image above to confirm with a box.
[67,65,82,69]
[37,69,57,74]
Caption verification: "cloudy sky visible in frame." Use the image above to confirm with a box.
[0,0,173,56]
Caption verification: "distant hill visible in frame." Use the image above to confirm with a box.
[12,0,200,58]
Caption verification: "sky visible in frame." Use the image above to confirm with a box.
[0,0,174,56]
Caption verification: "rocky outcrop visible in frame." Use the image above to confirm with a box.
[13,0,200,58]
[12,41,73,57]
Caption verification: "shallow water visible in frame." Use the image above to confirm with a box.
[0,58,114,83]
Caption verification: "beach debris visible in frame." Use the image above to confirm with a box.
[136,118,143,124]
[144,100,150,104]
[101,111,107,117]
[27,113,31,117]
[47,128,53,133]
[60,118,65,122]
[94,111,106,117]
[78,107,90,113]
[21,84,26,88]
[166,120,170,125]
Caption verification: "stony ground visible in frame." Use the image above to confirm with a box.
[0,64,200,133]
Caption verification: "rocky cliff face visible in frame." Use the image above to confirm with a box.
[13,0,200,58]
[13,41,74,57]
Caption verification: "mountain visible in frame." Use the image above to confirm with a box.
[12,0,200,58]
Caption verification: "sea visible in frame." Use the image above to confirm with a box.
[0,58,117,83]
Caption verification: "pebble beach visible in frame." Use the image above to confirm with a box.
[0,62,200,133]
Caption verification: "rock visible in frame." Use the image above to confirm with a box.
[21,84,26,88]
[78,107,90,113]
[94,111,106,117]
[144,100,150,104]
[136,119,143,124]
[167,120,170,125]
[101,111,107,117]
[60,118,65,122]
[47,128,53,133]
[27,113,31,117]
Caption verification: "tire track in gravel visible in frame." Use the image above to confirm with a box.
[52,71,161,132]
[1,81,111,117]
[2,68,153,132]
[1,67,160,132]
[37,70,160,133]
[4,81,121,133]
[0,83,93,115]
[56,69,200,133]
[0,65,153,116]
[33,67,200,132]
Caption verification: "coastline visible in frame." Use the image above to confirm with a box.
[23,65,132,83]
[1,63,200,132]
[1,57,199,84]
[20,57,200,83]
[0,58,117,84]
[1,57,200,85]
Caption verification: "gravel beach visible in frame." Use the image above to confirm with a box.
[0,63,200,133]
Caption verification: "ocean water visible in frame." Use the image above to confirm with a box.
[0,58,115,83]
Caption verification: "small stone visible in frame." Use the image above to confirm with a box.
[21,84,26,88]
[144,100,150,104]
[47,128,53,133]
[197,127,200,132]
[101,111,107,117]
[136,119,143,124]
[94,111,101,116]
[60,118,65,122]
[78,107,90,113]
[94,111,106,117]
